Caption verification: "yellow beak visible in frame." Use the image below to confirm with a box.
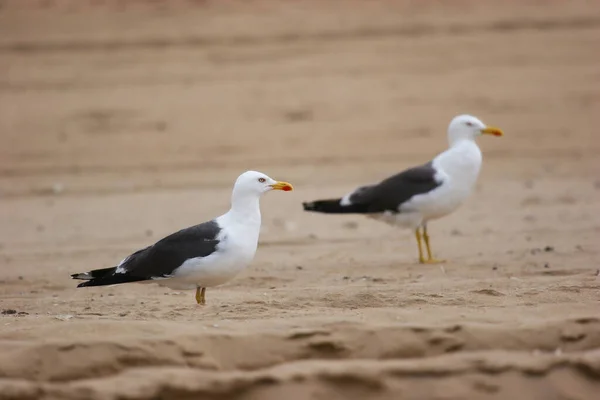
[481,126,504,137]
[270,181,294,191]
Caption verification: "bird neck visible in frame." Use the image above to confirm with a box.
[437,139,482,184]
[228,192,262,226]
[448,136,476,148]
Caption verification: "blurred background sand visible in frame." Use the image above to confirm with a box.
[1,1,599,399]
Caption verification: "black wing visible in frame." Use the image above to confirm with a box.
[73,220,221,287]
[303,162,441,214]
[349,162,441,212]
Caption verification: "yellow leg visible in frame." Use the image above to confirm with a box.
[415,228,426,264]
[422,225,445,264]
[195,287,206,305]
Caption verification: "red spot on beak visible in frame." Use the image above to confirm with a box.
[272,181,294,191]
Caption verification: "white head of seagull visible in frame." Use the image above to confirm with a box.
[233,171,293,196]
[447,114,504,146]
[229,171,293,217]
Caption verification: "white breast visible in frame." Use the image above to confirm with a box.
[401,140,482,223]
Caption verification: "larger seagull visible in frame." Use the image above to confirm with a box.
[72,171,293,305]
[302,114,503,264]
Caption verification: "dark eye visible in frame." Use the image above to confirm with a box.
[258,177,266,183]
[465,121,474,127]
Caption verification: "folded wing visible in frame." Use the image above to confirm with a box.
[72,220,222,287]
[303,162,442,214]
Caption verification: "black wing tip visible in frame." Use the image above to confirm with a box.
[71,267,117,281]
[302,201,317,211]
[76,275,149,288]
[303,200,336,212]
[304,199,372,214]
[76,278,112,288]
[302,199,357,214]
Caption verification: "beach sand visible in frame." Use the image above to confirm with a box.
[1,1,599,399]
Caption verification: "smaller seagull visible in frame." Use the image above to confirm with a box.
[302,114,503,264]
[72,171,293,305]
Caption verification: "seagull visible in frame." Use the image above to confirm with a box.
[302,114,503,264]
[72,171,293,305]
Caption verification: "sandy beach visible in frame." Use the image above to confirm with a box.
[1,1,599,399]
